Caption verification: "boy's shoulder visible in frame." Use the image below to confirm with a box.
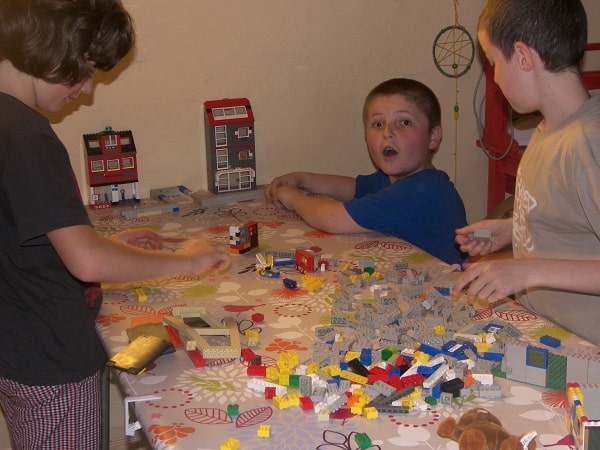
[0,92,49,133]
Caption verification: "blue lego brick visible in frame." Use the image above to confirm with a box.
[481,352,503,362]
[388,366,403,378]
[435,287,450,296]
[417,363,441,376]
[418,343,441,356]
[360,348,372,366]
[539,335,561,348]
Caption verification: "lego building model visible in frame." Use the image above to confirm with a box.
[203,98,256,195]
[566,383,600,450]
[163,307,241,362]
[83,127,139,208]
[229,221,259,254]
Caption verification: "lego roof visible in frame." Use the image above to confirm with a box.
[204,98,254,125]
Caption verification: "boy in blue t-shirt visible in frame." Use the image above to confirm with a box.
[265,78,467,265]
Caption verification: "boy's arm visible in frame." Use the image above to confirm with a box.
[452,257,600,301]
[270,184,368,233]
[47,224,229,283]
[265,172,356,207]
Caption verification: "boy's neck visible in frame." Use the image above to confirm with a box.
[0,60,36,108]
[537,70,591,131]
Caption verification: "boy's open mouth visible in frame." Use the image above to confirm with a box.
[383,147,398,157]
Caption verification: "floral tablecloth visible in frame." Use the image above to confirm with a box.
[91,198,597,450]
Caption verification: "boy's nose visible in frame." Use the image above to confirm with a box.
[384,123,396,138]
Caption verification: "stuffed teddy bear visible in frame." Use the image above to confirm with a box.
[437,407,537,450]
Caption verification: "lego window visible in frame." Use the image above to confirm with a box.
[238,150,252,161]
[237,127,250,139]
[121,157,134,169]
[103,134,118,148]
[120,136,131,145]
[91,160,104,172]
[525,346,548,369]
[87,139,101,149]
[211,106,248,120]
[107,159,120,171]
[215,125,227,147]
[216,148,229,169]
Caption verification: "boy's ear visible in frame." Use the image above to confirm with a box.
[429,125,443,151]
[514,41,534,71]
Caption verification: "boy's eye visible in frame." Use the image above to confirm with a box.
[372,121,384,128]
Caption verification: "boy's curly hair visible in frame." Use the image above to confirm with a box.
[0,0,134,85]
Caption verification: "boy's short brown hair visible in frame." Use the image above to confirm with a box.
[363,78,442,132]
[479,0,587,72]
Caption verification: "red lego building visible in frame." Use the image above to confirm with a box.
[83,127,139,207]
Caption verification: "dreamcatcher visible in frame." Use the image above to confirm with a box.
[432,0,474,185]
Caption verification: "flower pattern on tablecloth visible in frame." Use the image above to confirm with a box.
[173,365,255,405]
[88,201,596,450]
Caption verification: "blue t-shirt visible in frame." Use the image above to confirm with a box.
[344,169,466,265]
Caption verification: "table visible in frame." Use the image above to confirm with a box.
[91,197,598,450]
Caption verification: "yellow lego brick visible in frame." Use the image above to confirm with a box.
[306,363,318,374]
[220,438,240,450]
[287,394,301,406]
[321,365,341,377]
[351,403,364,415]
[340,370,368,385]
[401,398,412,408]
[364,406,379,420]
[433,325,446,336]
[272,396,288,410]
[345,351,361,362]
[278,372,290,386]
[135,287,147,303]
[266,366,279,382]
[412,351,430,364]
[474,342,493,353]
[410,387,422,398]
[257,424,271,438]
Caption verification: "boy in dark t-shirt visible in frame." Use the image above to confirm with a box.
[0,2,229,448]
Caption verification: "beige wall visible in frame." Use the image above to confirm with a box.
[46,0,600,222]
[48,0,491,221]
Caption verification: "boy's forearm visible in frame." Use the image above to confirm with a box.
[286,192,365,233]
[529,258,600,294]
[297,173,356,201]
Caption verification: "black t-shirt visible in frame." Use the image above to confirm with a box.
[0,92,106,385]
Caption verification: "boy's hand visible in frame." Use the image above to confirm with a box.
[455,219,512,256]
[267,183,303,210]
[178,238,230,273]
[111,228,164,250]
[265,173,303,207]
[452,258,534,301]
